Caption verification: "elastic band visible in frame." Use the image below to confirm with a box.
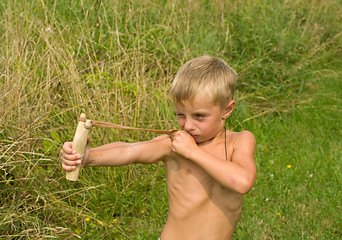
[79,117,178,136]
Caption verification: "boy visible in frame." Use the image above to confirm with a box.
[61,56,256,239]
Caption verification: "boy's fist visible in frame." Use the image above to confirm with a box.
[60,137,90,171]
[171,131,198,159]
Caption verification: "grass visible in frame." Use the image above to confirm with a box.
[0,0,341,239]
[236,77,341,239]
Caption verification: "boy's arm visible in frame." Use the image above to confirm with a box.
[61,135,171,170]
[172,131,256,195]
[87,135,171,166]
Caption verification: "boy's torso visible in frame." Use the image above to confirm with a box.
[161,131,244,240]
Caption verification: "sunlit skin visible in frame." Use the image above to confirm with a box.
[61,97,256,240]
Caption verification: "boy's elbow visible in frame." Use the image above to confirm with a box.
[237,185,253,195]
[236,176,255,195]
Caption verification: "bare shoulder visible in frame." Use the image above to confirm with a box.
[230,130,256,150]
[132,134,172,164]
[229,130,256,170]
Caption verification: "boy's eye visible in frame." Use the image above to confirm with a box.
[195,114,205,118]
[176,114,185,118]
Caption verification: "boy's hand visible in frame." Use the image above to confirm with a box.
[171,130,198,159]
[60,137,90,171]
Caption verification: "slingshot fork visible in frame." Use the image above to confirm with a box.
[65,113,92,181]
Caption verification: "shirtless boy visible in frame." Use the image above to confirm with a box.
[61,56,256,240]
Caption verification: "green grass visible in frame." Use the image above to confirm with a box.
[0,0,341,239]
[236,77,341,239]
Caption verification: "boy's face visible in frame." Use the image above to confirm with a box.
[174,98,230,143]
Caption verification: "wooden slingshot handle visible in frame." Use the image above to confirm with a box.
[66,113,92,181]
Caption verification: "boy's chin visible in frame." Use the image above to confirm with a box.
[194,137,208,144]
[195,134,219,144]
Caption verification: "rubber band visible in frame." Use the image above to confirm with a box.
[78,117,178,136]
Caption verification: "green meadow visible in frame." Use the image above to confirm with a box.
[0,0,341,239]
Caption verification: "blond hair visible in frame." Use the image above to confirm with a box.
[170,56,237,109]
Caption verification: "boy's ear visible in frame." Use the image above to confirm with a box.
[222,100,235,119]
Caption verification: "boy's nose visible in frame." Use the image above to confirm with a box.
[184,119,195,131]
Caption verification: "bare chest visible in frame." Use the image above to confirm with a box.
[165,150,243,212]
[163,152,243,238]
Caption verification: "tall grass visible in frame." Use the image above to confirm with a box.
[0,0,341,239]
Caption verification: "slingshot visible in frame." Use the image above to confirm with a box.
[65,113,178,181]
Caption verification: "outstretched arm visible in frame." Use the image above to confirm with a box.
[61,135,172,171]
[171,130,256,195]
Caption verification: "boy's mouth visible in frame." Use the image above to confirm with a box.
[183,130,200,139]
[190,134,199,139]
